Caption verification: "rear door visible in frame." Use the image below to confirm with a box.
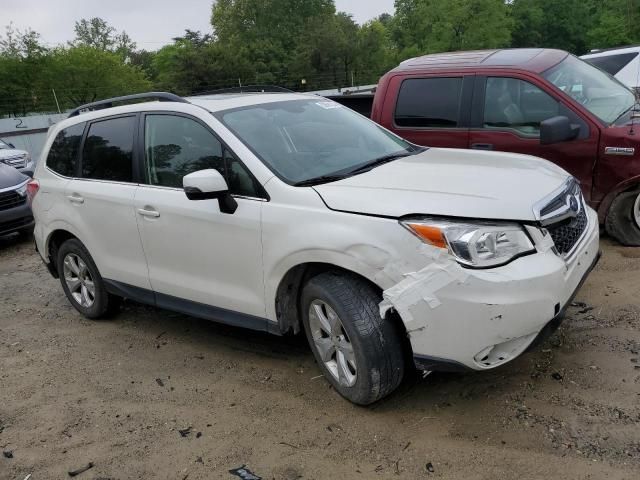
[468,74,599,202]
[381,74,474,148]
[64,114,151,290]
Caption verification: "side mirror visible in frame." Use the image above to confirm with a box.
[540,116,580,145]
[183,169,238,214]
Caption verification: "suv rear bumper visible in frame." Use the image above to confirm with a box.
[405,208,600,372]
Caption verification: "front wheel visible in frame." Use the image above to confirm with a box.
[605,190,640,246]
[301,272,405,405]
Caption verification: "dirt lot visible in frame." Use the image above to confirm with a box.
[0,234,639,480]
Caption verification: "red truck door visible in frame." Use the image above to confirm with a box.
[379,74,474,148]
[468,74,599,202]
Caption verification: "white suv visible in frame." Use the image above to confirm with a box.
[30,91,600,405]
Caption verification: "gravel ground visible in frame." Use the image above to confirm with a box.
[0,234,639,480]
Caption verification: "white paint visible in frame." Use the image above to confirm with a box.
[32,94,600,375]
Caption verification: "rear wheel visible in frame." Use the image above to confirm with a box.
[605,190,640,246]
[57,239,120,319]
[301,272,405,405]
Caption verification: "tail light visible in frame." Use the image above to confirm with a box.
[26,178,40,205]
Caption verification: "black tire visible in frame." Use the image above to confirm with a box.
[56,238,121,319]
[605,190,640,246]
[301,272,405,405]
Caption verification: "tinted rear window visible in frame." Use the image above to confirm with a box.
[395,77,463,128]
[586,52,639,76]
[46,123,85,177]
[82,116,135,182]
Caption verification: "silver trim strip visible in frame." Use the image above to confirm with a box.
[0,179,29,194]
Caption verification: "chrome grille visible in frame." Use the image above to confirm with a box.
[547,207,588,255]
[535,178,589,258]
[1,154,27,169]
[0,189,26,211]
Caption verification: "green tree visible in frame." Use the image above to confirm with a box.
[391,0,512,58]
[72,17,137,60]
[46,46,152,107]
[0,24,50,116]
[587,0,640,50]
[511,0,587,54]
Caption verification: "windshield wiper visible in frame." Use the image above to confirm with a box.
[294,148,425,187]
[347,148,424,175]
[294,174,352,187]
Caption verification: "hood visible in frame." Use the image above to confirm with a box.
[0,163,28,189]
[0,148,28,160]
[313,148,570,221]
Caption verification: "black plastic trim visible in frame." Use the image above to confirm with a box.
[68,92,188,118]
[413,354,471,372]
[103,279,279,335]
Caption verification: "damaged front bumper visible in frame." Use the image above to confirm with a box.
[383,208,600,372]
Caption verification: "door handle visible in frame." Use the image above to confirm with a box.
[67,194,84,204]
[471,143,494,150]
[137,208,160,218]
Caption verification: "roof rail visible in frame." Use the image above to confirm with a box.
[67,92,189,118]
[193,85,294,96]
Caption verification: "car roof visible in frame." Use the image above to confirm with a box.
[392,48,569,74]
[187,92,319,112]
[48,92,323,137]
[582,45,640,58]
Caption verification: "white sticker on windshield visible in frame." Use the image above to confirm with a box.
[315,101,342,110]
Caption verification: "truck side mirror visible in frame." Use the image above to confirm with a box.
[540,116,580,145]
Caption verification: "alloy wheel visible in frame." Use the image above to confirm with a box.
[62,253,95,308]
[308,299,357,387]
[634,193,640,229]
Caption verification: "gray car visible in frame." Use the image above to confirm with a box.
[0,138,35,177]
[0,163,33,237]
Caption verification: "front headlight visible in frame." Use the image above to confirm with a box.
[15,182,28,197]
[401,217,535,268]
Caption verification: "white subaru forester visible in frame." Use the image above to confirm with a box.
[30,91,599,405]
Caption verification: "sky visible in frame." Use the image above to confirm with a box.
[2,0,396,50]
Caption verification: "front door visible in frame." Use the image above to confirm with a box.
[134,113,267,320]
[468,75,599,202]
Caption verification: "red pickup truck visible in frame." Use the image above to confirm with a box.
[368,48,640,245]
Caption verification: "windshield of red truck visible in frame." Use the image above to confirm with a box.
[543,55,635,124]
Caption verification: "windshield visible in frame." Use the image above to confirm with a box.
[217,99,413,184]
[543,55,636,124]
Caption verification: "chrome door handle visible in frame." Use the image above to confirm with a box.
[67,194,84,204]
[137,208,160,218]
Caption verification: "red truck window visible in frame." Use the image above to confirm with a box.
[483,77,560,136]
[394,77,463,128]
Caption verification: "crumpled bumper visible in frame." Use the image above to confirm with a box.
[385,209,600,371]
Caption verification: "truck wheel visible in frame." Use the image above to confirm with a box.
[301,272,405,405]
[57,238,121,319]
[605,190,640,246]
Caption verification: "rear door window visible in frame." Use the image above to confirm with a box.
[81,116,135,182]
[395,77,463,128]
[46,123,85,177]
